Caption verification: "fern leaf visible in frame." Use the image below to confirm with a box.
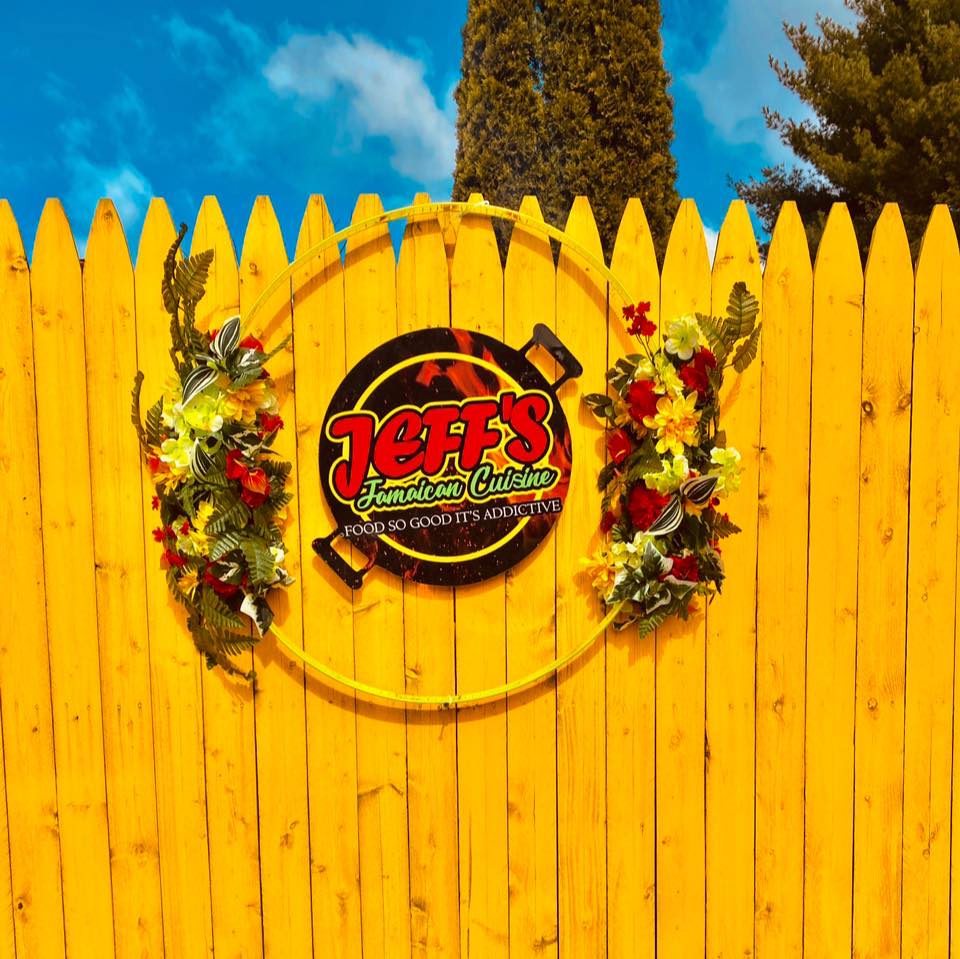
[174,249,214,307]
[731,323,761,373]
[210,531,244,562]
[240,537,276,585]
[162,224,188,318]
[725,281,759,340]
[198,588,246,631]
[131,372,146,448]
[695,312,729,362]
[207,497,250,535]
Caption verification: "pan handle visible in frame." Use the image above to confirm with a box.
[521,323,584,391]
[312,529,370,590]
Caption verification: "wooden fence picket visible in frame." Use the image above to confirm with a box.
[504,194,559,959]
[292,194,363,958]
[134,197,214,956]
[191,196,264,957]
[397,192,461,959]
[804,202,863,958]
[2,191,959,958]
[853,203,914,957]
[0,199,64,959]
[655,198,710,959]
[344,194,412,958]
[31,198,116,958]
[451,193,509,958]
[755,201,813,956]
[605,197,659,959]
[902,204,960,956]
[83,199,165,959]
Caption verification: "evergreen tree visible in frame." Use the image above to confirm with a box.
[453,0,679,259]
[736,0,960,253]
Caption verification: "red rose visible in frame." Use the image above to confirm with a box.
[240,468,271,508]
[258,412,284,435]
[239,335,264,352]
[679,348,717,394]
[626,485,671,531]
[204,568,239,598]
[225,448,248,481]
[623,301,655,338]
[600,510,617,533]
[627,379,659,422]
[669,554,700,582]
[606,428,632,465]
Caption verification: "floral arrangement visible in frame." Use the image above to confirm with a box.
[132,225,293,677]
[582,282,761,636]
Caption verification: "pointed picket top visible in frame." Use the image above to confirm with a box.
[398,190,446,277]
[714,200,760,286]
[451,191,502,335]
[32,198,80,279]
[397,191,448,336]
[814,203,862,279]
[0,198,25,260]
[239,195,288,347]
[610,197,660,355]
[915,204,960,284]
[0,199,29,303]
[766,201,812,284]
[661,198,711,324]
[560,195,604,264]
[296,194,339,259]
[505,194,552,277]
[192,196,238,333]
[135,197,177,273]
[85,199,133,272]
[346,192,392,258]
[865,203,912,288]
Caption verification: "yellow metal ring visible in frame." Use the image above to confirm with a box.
[250,200,638,709]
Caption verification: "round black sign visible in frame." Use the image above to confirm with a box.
[314,325,580,587]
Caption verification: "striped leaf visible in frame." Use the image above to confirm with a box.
[680,474,719,507]
[646,495,684,535]
[211,315,241,359]
[181,365,217,407]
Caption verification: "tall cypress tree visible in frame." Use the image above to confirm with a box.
[736,0,960,253]
[453,0,679,259]
[453,0,545,217]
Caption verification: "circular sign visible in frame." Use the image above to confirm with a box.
[315,326,579,587]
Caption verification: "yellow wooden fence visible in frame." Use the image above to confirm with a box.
[0,191,957,959]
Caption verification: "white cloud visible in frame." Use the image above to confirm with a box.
[703,225,719,264]
[263,31,456,185]
[163,14,226,76]
[681,0,854,160]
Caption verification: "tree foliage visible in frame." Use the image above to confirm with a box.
[453,0,679,258]
[736,0,960,253]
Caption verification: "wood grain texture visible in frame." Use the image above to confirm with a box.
[239,196,313,958]
[344,194,412,959]
[31,198,117,958]
[755,201,812,958]
[292,195,363,958]
[134,198,214,957]
[902,205,960,958]
[191,196,264,957]
[804,203,862,958]
[656,199,710,959]
[397,193,461,959]
[853,203,914,959]
[555,197,607,958]
[0,199,66,959]
[505,195,559,959]
[84,199,164,959]
[605,198,658,958]
[451,193,509,959]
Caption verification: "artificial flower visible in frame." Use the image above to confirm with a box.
[606,429,633,465]
[225,448,248,480]
[163,547,187,569]
[643,454,690,494]
[239,334,264,352]
[667,554,700,582]
[159,433,194,472]
[678,348,717,394]
[204,567,239,598]
[623,302,655,338]
[581,549,618,597]
[627,379,659,423]
[181,391,225,434]
[710,446,742,494]
[643,392,702,456]
[627,484,671,531]
[664,315,701,361]
[221,378,275,424]
[194,500,216,532]
[178,569,200,599]
[240,468,271,508]
[259,412,284,435]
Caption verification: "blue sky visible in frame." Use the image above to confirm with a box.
[2,0,851,260]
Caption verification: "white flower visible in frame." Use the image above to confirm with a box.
[710,446,742,493]
[664,315,701,361]
[643,454,690,494]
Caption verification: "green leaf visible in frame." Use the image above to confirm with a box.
[207,497,250,535]
[710,512,742,538]
[695,312,730,362]
[181,366,218,407]
[583,392,611,411]
[636,609,668,639]
[131,372,146,448]
[597,461,617,492]
[211,315,241,359]
[161,224,188,318]
[623,439,662,482]
[731,323,762,373]
[240,537,276,585]
[145,399,164,448]
[725,281,759,339]
[210,531,244,562]
[174,249,214,308]
[199,588,246,631]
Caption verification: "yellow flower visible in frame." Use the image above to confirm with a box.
[194,500,216,532]
[643,393,701,457]
[222,379,274,424]
[580,549,618,597]
[178,569,200,599]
